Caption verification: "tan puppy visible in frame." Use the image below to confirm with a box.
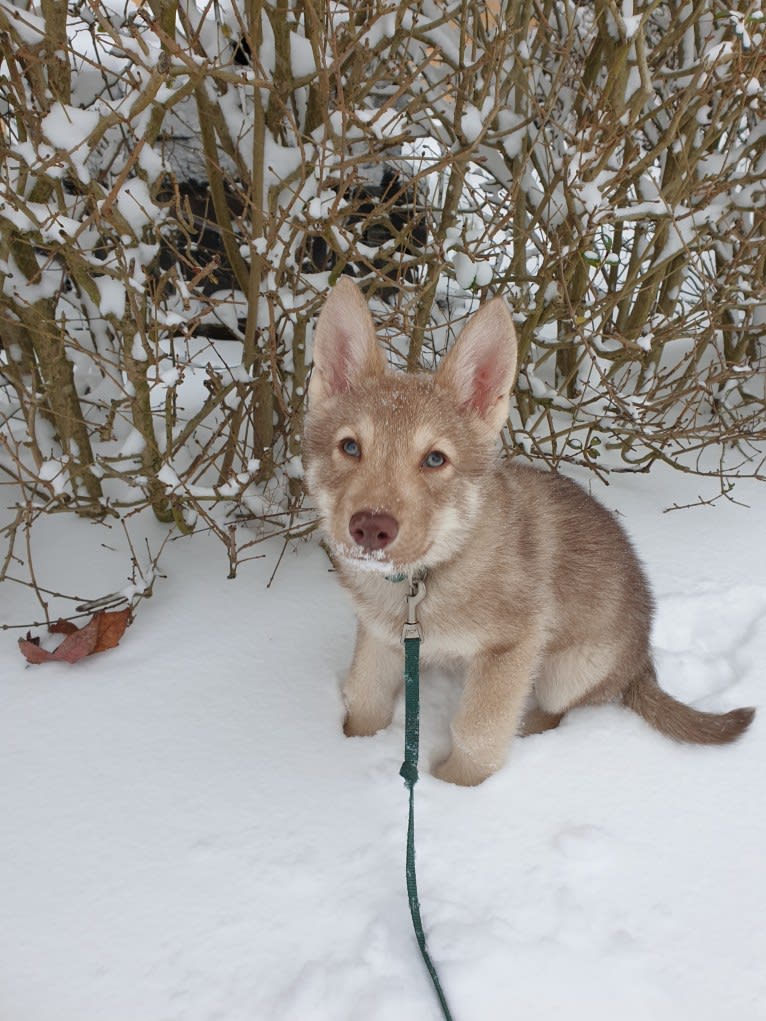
[303,278,755,785]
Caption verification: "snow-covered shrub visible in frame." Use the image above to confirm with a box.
[0,0,764,582]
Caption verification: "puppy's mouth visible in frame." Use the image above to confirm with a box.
[331,538,432,575]
[332,543,396,574]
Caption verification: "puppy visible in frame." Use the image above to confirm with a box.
[303,279,755,785]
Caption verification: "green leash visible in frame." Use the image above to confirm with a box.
[399,577,456,1021]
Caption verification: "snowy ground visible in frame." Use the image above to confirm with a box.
[1,463,765,1021]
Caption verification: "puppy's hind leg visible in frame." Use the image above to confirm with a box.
[534,643,620,716]
[519,706,564,736]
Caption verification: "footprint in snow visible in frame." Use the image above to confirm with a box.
[551,823,613,872]
[654,583,766,657]
[653,583,766,704]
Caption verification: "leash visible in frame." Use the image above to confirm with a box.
[399,575,456,1021]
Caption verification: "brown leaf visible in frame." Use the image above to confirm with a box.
[50,615,101,663]
[19,638,53,664]
[93,608,132,654]
[50,618,79,636]
[19,608,132,666]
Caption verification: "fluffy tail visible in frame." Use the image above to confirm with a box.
[623,667,755,745]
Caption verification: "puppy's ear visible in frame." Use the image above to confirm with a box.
[309,278,386,403]
[435,298,517,433]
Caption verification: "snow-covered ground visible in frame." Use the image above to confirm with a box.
[1,463,765,1021]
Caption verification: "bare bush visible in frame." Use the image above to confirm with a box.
[0,0,764,598]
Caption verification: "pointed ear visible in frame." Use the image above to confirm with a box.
[309,278,386,403]
[435,298,518,433]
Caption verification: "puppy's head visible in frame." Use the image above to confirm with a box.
[303,279,517,572]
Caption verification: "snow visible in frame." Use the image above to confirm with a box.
[496,110,525,159]
[118,426,146,458]
[114,179,154,234]
[131,333,147,362]
[290,32,316,78]
[1,465,764,1019]
[157,463,181,488]
[38,458,69,496]
[41,103,101,183]
[96,277,126,318]
[263,132,304,192]
[0,0,46,44]
[460,105,483,144]
[703,40,735,68]
[159,365,180,387]
[453,252,476,290]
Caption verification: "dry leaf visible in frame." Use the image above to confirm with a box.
[93,608,131,654]
[18,637,50,665]
[19,608,132,666]
[49,618,79,636]
[49,615,101,663]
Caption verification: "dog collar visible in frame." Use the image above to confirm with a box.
[385,567,427,584]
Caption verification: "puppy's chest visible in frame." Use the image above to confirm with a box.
[347,575,485,662]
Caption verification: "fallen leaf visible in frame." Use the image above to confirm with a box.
[50,615,101,663]
[50,618,79,636]
[18,638,51,664]
[93,608,131,654]
[19,608,132,666]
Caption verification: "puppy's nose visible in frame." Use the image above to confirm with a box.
[349,511,399,551]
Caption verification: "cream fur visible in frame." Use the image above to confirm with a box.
[303,281,755,784]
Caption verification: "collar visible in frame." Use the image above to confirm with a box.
[385,566,428,585]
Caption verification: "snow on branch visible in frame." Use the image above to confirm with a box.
[0,0,764,584]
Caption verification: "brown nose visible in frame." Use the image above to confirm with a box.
[349,510,399,551]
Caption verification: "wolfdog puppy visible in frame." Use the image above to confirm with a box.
[303,279,754,785]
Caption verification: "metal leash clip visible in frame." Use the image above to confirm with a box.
[402,577,426,642]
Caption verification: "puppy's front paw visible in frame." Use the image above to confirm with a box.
[432,750,493,787]
[343,710,389,738]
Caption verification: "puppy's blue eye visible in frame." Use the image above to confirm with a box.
[423,450,447,469]
[341,438,361,458]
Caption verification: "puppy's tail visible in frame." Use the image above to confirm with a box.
[623,665,755,745]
